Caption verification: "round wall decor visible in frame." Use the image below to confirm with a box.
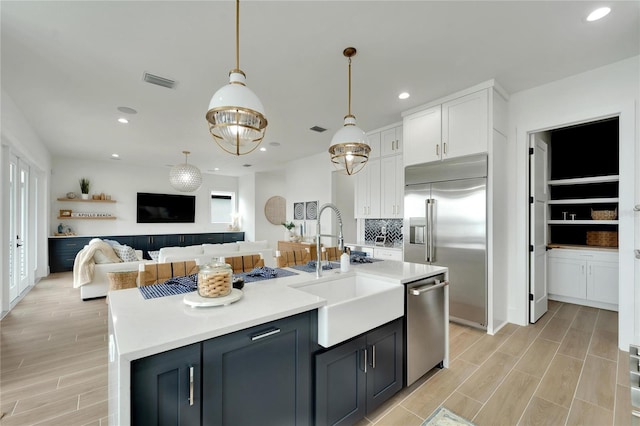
[264,196,286,225]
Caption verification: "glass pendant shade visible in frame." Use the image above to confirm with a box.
[329,47,370,175]
[206,71,268,156]
[169,151,202,192]
[329,115,371,175]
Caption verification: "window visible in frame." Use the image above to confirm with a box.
[210,191,235,223]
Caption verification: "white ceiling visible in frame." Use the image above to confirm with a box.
[2,1,638,177]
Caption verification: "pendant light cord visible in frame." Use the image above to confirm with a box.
[347,56,352,117]
[236,0,240,71]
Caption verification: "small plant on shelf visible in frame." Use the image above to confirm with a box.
[79,178,90,194]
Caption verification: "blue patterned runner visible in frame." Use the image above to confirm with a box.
[138,268,299,299]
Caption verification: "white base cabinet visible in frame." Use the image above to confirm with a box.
[548,248,618,310]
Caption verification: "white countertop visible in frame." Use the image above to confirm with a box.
[108,260,447,361]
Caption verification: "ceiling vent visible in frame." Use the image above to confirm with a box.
[242,164,252,167]
[143,72,176,89]
[310,126,327,133]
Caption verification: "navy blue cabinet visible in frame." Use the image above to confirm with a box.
[315,318,403,426]
[131,343,201,426]
[130,311,313,426]
[48,232,245,271]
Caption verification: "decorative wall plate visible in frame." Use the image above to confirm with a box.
[264,195,286,225]
[305,201,318,220]
[293,202,305,220]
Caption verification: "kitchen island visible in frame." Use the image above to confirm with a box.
[108,260,448,425]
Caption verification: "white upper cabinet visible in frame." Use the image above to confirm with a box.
[402,89,489,166]
[442,89,488,160]
[381,126,403,156]
[403,106,441,166]
[380,155,403,218]
[367,131,381,160]
[355,158,381,219]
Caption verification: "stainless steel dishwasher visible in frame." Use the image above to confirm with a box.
[405,274,447,386]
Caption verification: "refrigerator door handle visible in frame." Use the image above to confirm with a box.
[426,199,434,262]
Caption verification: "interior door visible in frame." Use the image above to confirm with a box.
[8,155,18,303]
[529,133,549,323]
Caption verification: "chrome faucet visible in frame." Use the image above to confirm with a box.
[316,203,344,278]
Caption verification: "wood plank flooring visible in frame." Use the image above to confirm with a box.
[0,272,631,425]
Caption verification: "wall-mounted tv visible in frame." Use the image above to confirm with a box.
[136,192,196,223]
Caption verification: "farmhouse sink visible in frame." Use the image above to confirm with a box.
[294,274,404,347]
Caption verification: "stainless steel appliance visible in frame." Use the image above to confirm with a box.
[405,274,447,386]
[404,154,487,329]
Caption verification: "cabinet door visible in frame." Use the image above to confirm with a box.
[381,126,402,156]
[355,159,380,218]
[587,260,618,305]
[367,131,381,160]
[202,312,312,426]
[223,232,245,243]
[365,319,403,414]
[395,155,404,218]
[380,156,398,218]
[131,343,201,426]
[369,159,381,218]
[441,89,488,160]
[194,233,224,245]
[403,105,441,166]
[315,336,367,426]
[548,257,586,299]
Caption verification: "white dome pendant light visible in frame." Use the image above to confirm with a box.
[169,151,203,192]
[329,47,371,176]
[206,0,268,156]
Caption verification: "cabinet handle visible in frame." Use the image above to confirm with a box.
[362,348,368,373]
[581,265,585,275]
[436,144,440,156]
[251,327,281,341]
[189,366,195,406]
[371,345,376,369]
[443,142,447,155]
[589,265,592,275]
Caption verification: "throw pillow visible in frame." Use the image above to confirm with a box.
[112,245,139,262]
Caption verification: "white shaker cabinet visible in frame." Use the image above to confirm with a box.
[403,105,441,166]
[355,158,380,218]
[402,89,488,166]
[548,248,618,310]
[380,155,403,218]
[381,126,403,157]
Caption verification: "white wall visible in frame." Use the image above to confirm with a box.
[238,174,256,241]
[254,170,287,249]
[51,156,238,237]
[507,56,639,350]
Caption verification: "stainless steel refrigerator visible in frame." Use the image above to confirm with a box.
[403,154,487,329]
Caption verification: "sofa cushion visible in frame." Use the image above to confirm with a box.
[112,244,139,262]
[202,243,239,256]
[159,245,204,257]
[236,240,269,251]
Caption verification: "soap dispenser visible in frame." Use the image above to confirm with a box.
[340,247,350,273]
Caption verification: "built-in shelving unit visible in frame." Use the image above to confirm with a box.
[57,197,117,220]
[57,197,116,203]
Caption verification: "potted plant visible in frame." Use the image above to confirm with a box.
[79,178,90,199]
[282,221,296,241]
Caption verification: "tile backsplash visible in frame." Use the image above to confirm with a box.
[364,219,403,244]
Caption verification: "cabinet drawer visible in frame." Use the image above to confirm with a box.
[373,248,402,261]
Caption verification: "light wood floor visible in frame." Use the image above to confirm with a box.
[0,272,631,425]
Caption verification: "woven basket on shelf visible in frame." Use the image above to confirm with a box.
[586,231,618,247]
[591,208,617,220]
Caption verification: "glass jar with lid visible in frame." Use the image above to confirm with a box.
[197,260,232,298]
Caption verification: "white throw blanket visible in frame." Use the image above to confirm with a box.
[72,240,119,288]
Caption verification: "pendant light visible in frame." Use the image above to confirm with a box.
[329,47,370,176]
[206,0,268,156]
[169,151,202,192]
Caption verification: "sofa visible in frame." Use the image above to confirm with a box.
[157,240,275,267]
[80,251,150,300]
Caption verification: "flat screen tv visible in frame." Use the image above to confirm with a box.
[136,192,196,223]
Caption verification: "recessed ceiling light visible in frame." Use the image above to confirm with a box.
[259,147,267,152]
[398,92,410,100]
[214,167,220,171]
[117,106,137,114]
[117,118,129,124]
[587,7,610,21]
[111,153,120,159]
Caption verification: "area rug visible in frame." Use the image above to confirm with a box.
[422,407,475,426]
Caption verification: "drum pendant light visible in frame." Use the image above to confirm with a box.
[206,0,268,156]
[329,47,370,175]
[169,151,203,192]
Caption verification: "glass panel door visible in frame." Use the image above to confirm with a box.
[18,161,29,293]
[8,155,17,302]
